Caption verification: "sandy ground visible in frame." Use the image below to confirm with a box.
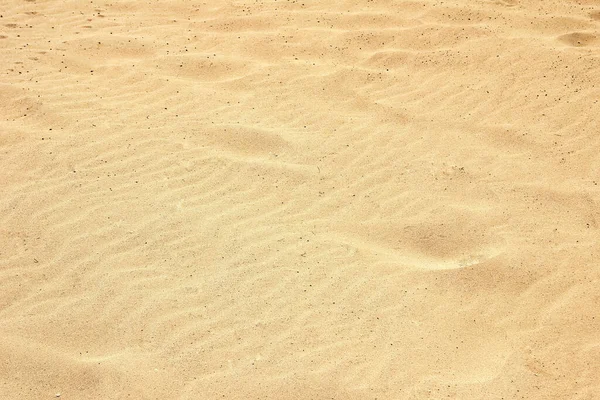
[1,0,600,398]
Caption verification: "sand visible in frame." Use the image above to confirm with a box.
[1,0,600,398]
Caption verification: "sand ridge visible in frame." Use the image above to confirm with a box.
[1,0,600,398]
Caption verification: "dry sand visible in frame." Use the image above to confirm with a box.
[1,0,600,398]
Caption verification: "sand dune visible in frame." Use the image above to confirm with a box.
[1,0,599,398]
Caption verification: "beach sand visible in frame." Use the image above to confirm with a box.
[1,0,600,398]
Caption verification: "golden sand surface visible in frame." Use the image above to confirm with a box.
[1,0,600,398]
